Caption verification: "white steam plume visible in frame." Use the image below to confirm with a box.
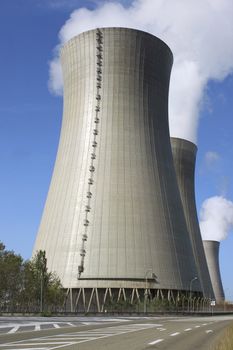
[48,0,233,143]
[200,196,233,241]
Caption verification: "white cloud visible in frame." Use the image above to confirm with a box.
[48,0,233,143]
[205,151,220,167]
[199,196,233,241]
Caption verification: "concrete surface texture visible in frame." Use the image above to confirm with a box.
[33,27,199,292]
[171,137,214,298]
[203,240,225,302]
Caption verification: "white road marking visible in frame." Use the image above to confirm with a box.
[86,329,116,332]
[0,323,159,349]
[7,342,73,345]
[202,323,207,326]
[206,330,213,334]
[73,331,114,334]
[53,324,60,329]
[69,331,114,335]
[195,325,200,328]
[157,327,166,331]
[133,324,163,327]
[113,327,137,331]
[52,343,86,349]
[184,328,192,331]
[8,327,19,334]
[46,337,95,341]
[0,317,139,335]
[5,348,48,350]
[149,339,164,345]
[92,318,129,322]
[56,334,107,338]
[82,322,100,325]
[170,332,180,336]
[3,320,118,335]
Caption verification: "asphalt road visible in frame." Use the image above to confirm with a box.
[0,315,232,350]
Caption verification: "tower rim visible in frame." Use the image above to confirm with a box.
[60,26,173,61]
[170,137,198,152]
[203,239,220,244]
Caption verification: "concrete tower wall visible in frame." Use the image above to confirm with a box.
[171,138,214,298]
[33,28,199,293]
[203,240,225,302]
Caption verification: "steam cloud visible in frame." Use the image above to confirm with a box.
[200,196,233,241]
[48,0,233,143]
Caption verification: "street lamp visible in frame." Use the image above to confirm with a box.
[144,269,157,313]
[40,270,43,313]
[189,277,198,312]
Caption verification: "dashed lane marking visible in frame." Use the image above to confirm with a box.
[148,339,164,345]
[184,328,192,331]
[170,332,180,336]
[157,327,166,331]
[195,325,201,328]
[206,330,213,334]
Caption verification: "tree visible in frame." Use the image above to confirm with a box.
[24,250,65,313]
[45,272,65,312]
[0,241,23,312]
[0,243,65,313]
[32,250,47,312]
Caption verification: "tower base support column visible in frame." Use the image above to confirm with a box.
[63,287,202,313]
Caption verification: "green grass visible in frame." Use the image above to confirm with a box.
[212,323,233,350]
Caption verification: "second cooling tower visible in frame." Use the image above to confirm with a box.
[33,28,200,297]
[203,240,225,302]
[171,138,214,299]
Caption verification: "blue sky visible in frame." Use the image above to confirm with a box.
[0,0,232,300]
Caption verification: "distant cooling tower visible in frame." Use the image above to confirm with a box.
[203,240,225,303]
[171,138,214,299]
[33,28,201,311]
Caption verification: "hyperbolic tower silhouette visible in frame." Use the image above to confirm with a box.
[203,240,225,302]
[171,138,214,299]
[33,28,202,311]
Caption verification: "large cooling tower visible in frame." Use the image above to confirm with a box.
[203,240,225,302]
[171,138,214,299]
[33,28,201,310]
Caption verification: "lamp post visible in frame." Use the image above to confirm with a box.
[189,277,198,312]
[144,269,157,313]
[40,270,43,313]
